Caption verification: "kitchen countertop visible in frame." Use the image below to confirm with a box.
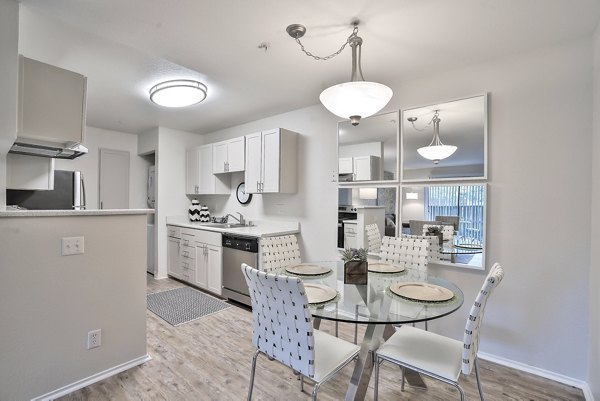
[0,208,155,217]
[166,216,300,238]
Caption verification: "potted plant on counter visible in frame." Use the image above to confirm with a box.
[340,248,369,285]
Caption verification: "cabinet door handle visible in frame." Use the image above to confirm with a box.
[256,181,259,192]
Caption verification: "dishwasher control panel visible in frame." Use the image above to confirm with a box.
[222,235,259,253]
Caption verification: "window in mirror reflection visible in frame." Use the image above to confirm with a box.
[402,184,486,269]
[402,94,486,181]
[338,111,398,182]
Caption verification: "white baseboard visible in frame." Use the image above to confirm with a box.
[31,354,152,401]
[478,352,593,401]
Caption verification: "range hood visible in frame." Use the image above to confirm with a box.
[9,140,88,159]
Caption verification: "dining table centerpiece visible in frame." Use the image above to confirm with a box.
[425,225,444,249]
[341,248,369,285]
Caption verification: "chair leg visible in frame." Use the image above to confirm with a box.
[354,305,359,344]
[312,382,321,401]
[474,357,486,401]
[400,366,405,392]
[453,382,465,401]
[247,350,260,401]
[300,375,304,392]
[374,355,381,401]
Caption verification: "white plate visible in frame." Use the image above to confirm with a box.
[368,263,405,274]
[304,284,337,304]
[389,282,454,302]
[285,264,331,276]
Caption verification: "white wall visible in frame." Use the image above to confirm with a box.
[55,126,150,209]
[0,0,19,208]
[154,127,204,278]
[194,38,593,383]
[193,105,340,262]
[397,39,593,382]
[589,22,600,400]
[0,214,148,400]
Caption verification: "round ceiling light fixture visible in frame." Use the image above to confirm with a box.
[149,79,207,108]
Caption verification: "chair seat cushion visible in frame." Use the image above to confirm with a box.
[312,329,361,382]
[376,325,463,382]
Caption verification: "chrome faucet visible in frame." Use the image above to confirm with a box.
[225,212,245,225]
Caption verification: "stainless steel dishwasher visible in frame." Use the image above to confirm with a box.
[221,234,259,307]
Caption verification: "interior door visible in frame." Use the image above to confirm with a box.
[99,148,129,209]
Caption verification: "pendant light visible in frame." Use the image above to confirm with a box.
[287,22,393,126]
[149,79,207,108]
[410,110,457,164]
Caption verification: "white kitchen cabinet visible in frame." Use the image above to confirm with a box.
[354,155,381,181]
[245,128,298,194]
[167,236,181,278]
[194,230,223,295]
[186,144,230,195]
[213,136,245,173]
[339,157,353,175]
[6,153,55,190]
[17,55,86,146]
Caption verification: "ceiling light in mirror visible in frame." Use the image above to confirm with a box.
[402,94,487,181]
[150,79,207,108]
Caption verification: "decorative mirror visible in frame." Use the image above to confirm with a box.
[337,186,398,250]
[338,111,399,182]
[401,94,487,181]
[400,184,486,270]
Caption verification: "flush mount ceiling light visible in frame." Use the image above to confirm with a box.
[409,110,457,164]
[149,79,207,108]
[286,21,392,126]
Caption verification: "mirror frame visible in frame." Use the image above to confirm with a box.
[337,110,400,184]
[400,183,487,270]
[400,93,488,183]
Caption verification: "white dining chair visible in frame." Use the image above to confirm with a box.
[380,234,438,276]
[241,264,360,401]
[365,223,382,254]
[260,234,301,272]
[373,263,505,401]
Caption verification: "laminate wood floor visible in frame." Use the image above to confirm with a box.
[59,275,584,401]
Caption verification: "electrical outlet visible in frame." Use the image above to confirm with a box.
[62,236,84,256]
[87,329,101,349]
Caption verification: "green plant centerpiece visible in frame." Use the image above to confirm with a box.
[340,248,369,285]
[425,225,444,248]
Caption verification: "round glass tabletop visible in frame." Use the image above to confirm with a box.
[275,261,464,325]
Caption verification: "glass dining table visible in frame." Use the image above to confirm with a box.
[274,260,464,401]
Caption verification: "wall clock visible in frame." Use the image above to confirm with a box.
[236,182,252,205]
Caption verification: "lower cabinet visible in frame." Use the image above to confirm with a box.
[167,236,181,278]
[166,225,222,296]
[194,242,222,295]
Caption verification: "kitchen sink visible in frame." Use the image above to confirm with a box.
[201,222,248,228]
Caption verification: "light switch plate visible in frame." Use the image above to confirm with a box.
[61,236,84,256]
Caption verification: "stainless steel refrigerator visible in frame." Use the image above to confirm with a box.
[7,170,86,210]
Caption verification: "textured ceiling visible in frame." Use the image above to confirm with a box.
[17,0,600,135]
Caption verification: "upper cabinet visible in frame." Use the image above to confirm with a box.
[17,55,86,146]
[245,128,298,194]
[186,144,230,195]
[401,94,487,182]
[338,111,399,182]
[212,136,245,173]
